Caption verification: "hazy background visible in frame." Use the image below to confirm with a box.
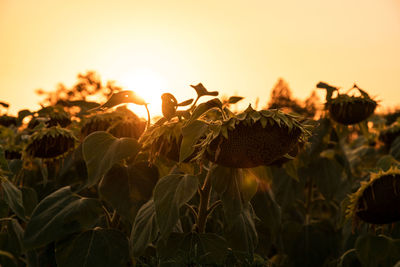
[1,0,399,117]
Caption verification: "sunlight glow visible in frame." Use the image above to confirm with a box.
[118,69,167,120]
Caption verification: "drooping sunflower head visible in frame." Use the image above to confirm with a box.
[25,126,77,160]
[379,120,400,146]
[328,95,377,125]
[346,167,400,228]
[323,84,377,125]
[4,144,23,160]
[195,105,311,168]
[80,112,118,138]
[108,115,146,139]
[0,115,18,127]
[81,107,145,139]
[28,106,71,129]
[139,119,184,162]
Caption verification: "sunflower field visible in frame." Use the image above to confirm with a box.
[1,76,400,267]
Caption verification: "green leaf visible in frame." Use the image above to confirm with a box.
[21,187,38,218]
[82,131,141,187]
[227,96,244,104]
[316,82,338,102]
[157,232,228,265]
[190,83,218,97]
[1,219,24,257]
[176,98,194,107]
[376,155,396,172]
[283,160,299,181]
[55,228,129,267]
[390,136,400,161]
[210,165,235,194]
[355,234,391,267]
[219,169,244,221]
[23,186,103,250]
[0,175,26,221]
[286,221,340,267]
[180,120,208,162]
[99,162,158,222]
[130,199,158,257]
[189,98,222,122]
[0,199,8,218]
[154,174,198,239]
[97,90,146,110]
[0,146,9,172]
[251,186,282,240]
[224,204,257,258]
[306,157,343,200]
[197,233,229,264]
[0,249,18,267]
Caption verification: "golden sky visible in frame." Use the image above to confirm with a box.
[1,0,400,117]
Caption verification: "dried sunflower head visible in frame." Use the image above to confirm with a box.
[81,107,145,139]
[139,120,185,162]
[196,106,311,168]
[80,112,117,138]
[28,106,71,129]
[346,167,400,227]
[379,121,400,146]
[108,116,146,139]
[0,115,18,127]
[4,145,22,160]
[25,126,77,159]
[324,84,377,125]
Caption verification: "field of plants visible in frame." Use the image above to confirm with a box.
[1,73,400,267]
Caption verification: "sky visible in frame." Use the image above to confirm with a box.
[1,0,400,118]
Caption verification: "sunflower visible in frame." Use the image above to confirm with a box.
[195,106,310,168]
[320,83,377,125]
[0,115,18,127]
[25,126,77,159]
[139,120,185,162]
[81,108,145,139]
[346,167,400,227]
[379,121,400,146]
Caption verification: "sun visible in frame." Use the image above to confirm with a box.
[118,69,167,120]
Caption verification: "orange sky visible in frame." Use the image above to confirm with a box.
[1,0,400,117]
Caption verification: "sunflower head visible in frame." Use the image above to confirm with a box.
[4,145,22,160]
[328,95,377,125]
[346,167,400,228]
[0,115,18,127]
[81,107,145,139]
[321,84,377,125]
[25,126,77,160]
[139,120,184,162]
[379,121,400,146]
[28,106,71,129]
[195,106,311,168]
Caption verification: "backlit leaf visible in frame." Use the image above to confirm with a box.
[180,120,208,162]
[56,228,129,267]
[23,186,102,250]
[154,174,198,239]
[82,131,141,187]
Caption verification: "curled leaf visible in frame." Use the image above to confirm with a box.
[189,98,223,122]
[90,91,146,111]
[316,82,338,102]
[177,99,194,107]
[190,83,218,97]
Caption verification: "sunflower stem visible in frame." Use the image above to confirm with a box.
[197,162,215,233]
[144,104,151,129]
[305,175,313,225]
[189,96,201,112]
